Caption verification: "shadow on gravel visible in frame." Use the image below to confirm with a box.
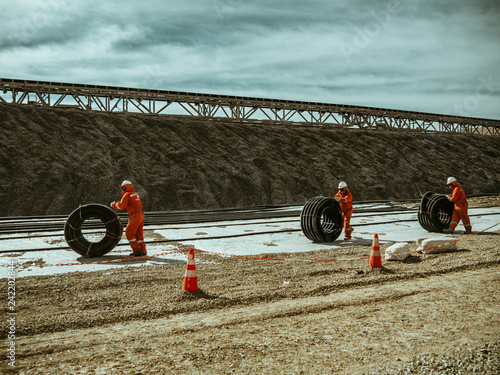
[76,255,149,264]
[402,255,422,264]
[379,267,396,274]
[177,289,220,300]
[356,267,397,275]
[475,231,500,236]
[75,254,186,265]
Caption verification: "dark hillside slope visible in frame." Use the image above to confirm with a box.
[1,103,499,216]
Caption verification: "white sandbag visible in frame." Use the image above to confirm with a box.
[384,242,411,261]
[416,238,427,246]
[416,238,457,254]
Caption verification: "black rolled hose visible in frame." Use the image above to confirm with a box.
[418,191,433,231]
[418,192,454,232]
[300,196,343,243]
[64,204,123,257]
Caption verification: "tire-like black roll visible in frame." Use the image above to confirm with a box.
[418,191,434,231]
[426,195,441,232]
[431,193,454,231]
[64,204,123,257]
[300,196,343,243]
[418,193,454,233]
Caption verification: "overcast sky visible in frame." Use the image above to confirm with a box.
[1,0,499,119]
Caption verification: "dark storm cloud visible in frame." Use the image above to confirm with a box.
[0,0,499,119]
[109,1,346,51]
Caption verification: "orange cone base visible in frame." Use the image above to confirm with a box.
[183,277,198,292]
[369,256,383,268]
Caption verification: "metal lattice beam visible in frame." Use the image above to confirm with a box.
[0,78,499,135]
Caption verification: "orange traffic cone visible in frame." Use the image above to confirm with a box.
[369,234,383,268]
[182,248,199,292]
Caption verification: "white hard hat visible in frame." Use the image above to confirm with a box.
[338,181,347,189]
[447,177,457,184]
[120,180,133,188]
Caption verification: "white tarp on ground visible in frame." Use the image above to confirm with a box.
[0,206,498,278]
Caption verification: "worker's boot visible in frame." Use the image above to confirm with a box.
[129,251,144,257]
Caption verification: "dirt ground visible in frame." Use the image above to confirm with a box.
[1,197,499,374]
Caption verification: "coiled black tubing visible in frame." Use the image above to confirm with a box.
[300,196,343,242]
[64,204,123,257]
[418,192,454,232]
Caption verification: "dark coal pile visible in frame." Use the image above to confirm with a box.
[1,102,499,216]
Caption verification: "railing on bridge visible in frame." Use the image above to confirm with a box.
[1,78,499,135]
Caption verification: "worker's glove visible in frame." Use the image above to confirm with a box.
[110,202,115,208]
[334,196,341,202]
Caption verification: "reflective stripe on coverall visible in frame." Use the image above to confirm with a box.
[334,188,353,238]
[448,183,471,231]
[112,189,146,254]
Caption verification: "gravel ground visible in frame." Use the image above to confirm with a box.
[1,198,499,374]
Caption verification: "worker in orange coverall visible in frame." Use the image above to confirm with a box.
[334,181,353,240]
[444,177,472,234]
[111,180,147,257]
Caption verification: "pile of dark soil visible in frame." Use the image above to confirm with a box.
[1,102,499,216]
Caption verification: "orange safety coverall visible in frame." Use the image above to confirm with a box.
[334,188,353,239]
[448,182,471,232]
[112,187,146,255]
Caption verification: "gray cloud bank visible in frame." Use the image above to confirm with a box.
[1,0,499,119]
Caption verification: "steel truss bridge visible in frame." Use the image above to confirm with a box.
[1,78,499,135]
